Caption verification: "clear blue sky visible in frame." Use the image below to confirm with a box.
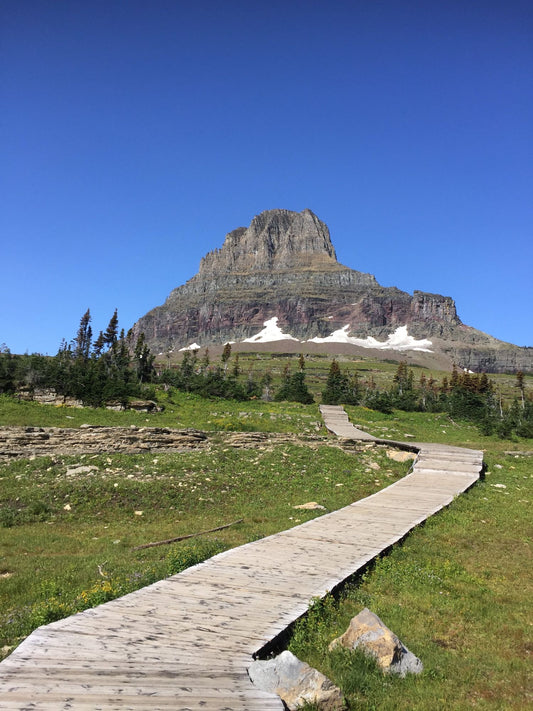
[1,0,532,354]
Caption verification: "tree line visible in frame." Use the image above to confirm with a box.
[1,321,531,439]
[157,348,314,403]
[0,310,155,407]
[321,359,532,439]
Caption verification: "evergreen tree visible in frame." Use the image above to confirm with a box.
[0,345,17,393]
[348,370,362,404]
[246,369,261,398]
[103,309,119,348]
[200,348,210,373]
[392,362,414,396]
[74,309,92,360]
[450,364,460,389]
[261,370,273,401]
[92,331,105,358]
[133,333,155,383]
[391,361,417,410]
[275,365,314,404]
[516,371,525,408]
[418,373,428,410]
[232,353,241,378]
[321,359,351,405]
[221,343,232,374]
[178,350,197,391]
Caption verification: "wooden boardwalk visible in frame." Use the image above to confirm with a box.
[0,407,483,710]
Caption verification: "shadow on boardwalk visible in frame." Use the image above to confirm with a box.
[0,406,483,710]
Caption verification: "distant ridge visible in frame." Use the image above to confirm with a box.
[134,209,532,373]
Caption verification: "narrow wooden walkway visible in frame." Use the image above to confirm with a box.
[0,407,483,710]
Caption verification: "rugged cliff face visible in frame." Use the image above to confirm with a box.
[134,209,532,373]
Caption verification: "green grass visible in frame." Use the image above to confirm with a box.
[287,425,533,710]
[0,392,324,434]
[0,439,409,658]
[1,373,532,708]
[344,405,531,453]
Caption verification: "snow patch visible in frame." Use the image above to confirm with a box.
[308,325,433,352]
[177,321,433,353]
[242,317,299,343]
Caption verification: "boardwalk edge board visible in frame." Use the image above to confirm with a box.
[0,406,483,710]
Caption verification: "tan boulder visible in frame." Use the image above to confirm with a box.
[386,449,417,462]
[329,608,422,677]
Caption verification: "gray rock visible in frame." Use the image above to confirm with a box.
[248,650,345,710]
[329,608,422,677]
[65,465,99,477]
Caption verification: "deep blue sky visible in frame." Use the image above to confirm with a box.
[1,0,532,354]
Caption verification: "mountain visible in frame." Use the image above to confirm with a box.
[134,209,532,373]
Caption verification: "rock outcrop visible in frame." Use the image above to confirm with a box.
[0,426,208,458]
[134,209,532,373]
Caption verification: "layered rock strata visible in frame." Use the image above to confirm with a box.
[0,426,208,458]
[134,209,532,372]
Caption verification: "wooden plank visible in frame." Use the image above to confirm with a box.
[0,692,283,711]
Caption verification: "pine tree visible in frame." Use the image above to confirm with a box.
[133,332,155,383]
[246,368,260,397]
[261,370,273,401]
[450,364,460,389]
[516,371,525,409]
[391,361,416,410]
[232,353,241,377]
[179,350,197,391]
[221,343,232,368]
[74,309,92,360]
[393,362,413,395]
[92,331,105,358]
[419,372,428,410]
[200,348,210,373]
[478,372,492,394]
[321,359,349,405]
[0,345,17,393]
[275,364,314,404]
[348,370,361,404]
[103,309,119,348]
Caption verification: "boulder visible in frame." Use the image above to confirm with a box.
[329,608,422,677]
[386,449,417,462]
[126,400,163,412]
[248,650,345,710]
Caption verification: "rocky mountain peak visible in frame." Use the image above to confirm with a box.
[199,208,339,276]
[133,208,533,373]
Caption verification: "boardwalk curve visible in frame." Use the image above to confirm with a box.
[0,407,483,710]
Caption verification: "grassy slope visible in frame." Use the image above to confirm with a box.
[1,359,532,708]
[0,391,323,433]
[0,421,409,659]
[288,409,532,710]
